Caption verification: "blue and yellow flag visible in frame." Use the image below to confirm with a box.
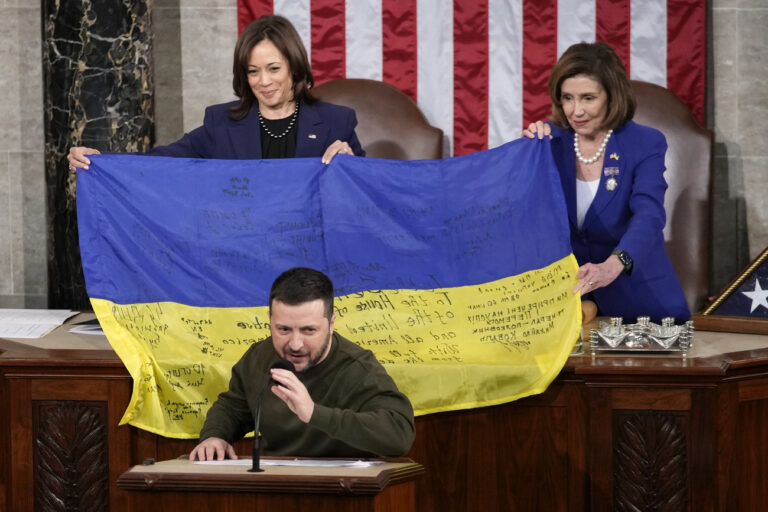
[77,139,580,438]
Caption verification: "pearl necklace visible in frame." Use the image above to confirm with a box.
[258,103,299,139]
[574,129,613,164]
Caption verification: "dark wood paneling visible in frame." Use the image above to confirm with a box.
[33,401,109,511]
[733,398,768,511]
[613,411,688,511]
[407,382,584,511]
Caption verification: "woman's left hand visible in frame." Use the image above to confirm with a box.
[322,140,356,164]
[573,255,624,295]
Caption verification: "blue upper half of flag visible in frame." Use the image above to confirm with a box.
[77,139,571,306]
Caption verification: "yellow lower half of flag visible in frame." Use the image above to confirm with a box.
[92,254,581,438]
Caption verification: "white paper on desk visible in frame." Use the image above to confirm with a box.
[195,459,383,468]
[68,324,105,336]
[0,309,77,338]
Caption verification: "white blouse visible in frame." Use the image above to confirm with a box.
[576,177,600,229]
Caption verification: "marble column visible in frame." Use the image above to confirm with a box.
[42,0,154,309]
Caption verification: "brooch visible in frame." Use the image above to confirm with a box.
[604,167,620,192]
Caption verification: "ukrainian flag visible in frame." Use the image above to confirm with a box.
[77,139,580,438]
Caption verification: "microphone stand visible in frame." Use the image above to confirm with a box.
[248,359,293,473]
[248,406,263,472]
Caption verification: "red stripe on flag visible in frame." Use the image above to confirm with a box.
[522,0,557,126]
[453,0,489,156]
[311,0,346,84]
[667,0,706,124]
[237,0,273,34]
[595,0,631,75]
[382,0,418,102]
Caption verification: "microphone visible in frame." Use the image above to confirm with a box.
[270,358,296,387]
[248,359,296,473]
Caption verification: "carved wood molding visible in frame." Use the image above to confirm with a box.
[33,400,109,511]
[613,411,688,511]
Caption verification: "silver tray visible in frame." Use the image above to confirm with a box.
[589,317,694,355]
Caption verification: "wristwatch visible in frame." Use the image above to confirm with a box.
[612,250,633,274]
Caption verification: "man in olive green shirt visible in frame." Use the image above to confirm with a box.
[189,267,415,460]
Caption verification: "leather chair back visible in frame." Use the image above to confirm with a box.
[313,78,443,160]
[631,80,713,313]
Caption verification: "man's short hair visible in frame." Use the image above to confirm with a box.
[269,267,334,319]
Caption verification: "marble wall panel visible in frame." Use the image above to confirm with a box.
[0,3,46,307]
[710,6,748,291]
[0,7,22,152]
[712,8,738,155]
[42,0,154,308]
[178,0,235,8]
[179,6,237,132]
[18,6,44,152]
[10,151,47,306]
[709,2,768,289]
[0,153,10,296]
[743,157,768,258]
[741,0,768,9]
[711,154,749,293]
[737,8,768,158]
[152,3,184,146]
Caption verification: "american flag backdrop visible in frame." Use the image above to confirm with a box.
[237,0,706,156]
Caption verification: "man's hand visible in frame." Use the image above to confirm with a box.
[270,368,315,423]
[188,437,238,461]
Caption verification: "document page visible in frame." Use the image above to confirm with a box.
[195,458,383,468]
[0,309,76,338]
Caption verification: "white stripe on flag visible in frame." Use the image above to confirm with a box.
[417,0,453,157]
[274,0,312,63]
[488,0,524,148]
[557,0,595,58]
[346,0,382,80]
[630,0,667,86]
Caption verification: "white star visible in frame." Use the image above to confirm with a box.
[742,278,768,313]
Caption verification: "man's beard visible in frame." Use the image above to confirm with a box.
[299,332,332,372]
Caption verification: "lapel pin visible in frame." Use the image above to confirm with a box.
[308,134,317,139]
[609,153,619,160]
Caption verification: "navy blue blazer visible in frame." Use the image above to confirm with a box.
[550,121,689,323]
[147,100,365,159]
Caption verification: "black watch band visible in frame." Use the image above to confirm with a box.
[612,250,633,274]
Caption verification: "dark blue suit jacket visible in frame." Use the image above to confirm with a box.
[550,121,689,322]
[147,100,364,159]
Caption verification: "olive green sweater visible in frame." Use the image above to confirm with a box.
[199,333,415,457]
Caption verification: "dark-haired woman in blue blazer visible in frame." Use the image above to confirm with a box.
[524,42,689,323]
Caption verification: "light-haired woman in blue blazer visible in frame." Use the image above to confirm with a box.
[523,42,689,323]
[68,15,363,169]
